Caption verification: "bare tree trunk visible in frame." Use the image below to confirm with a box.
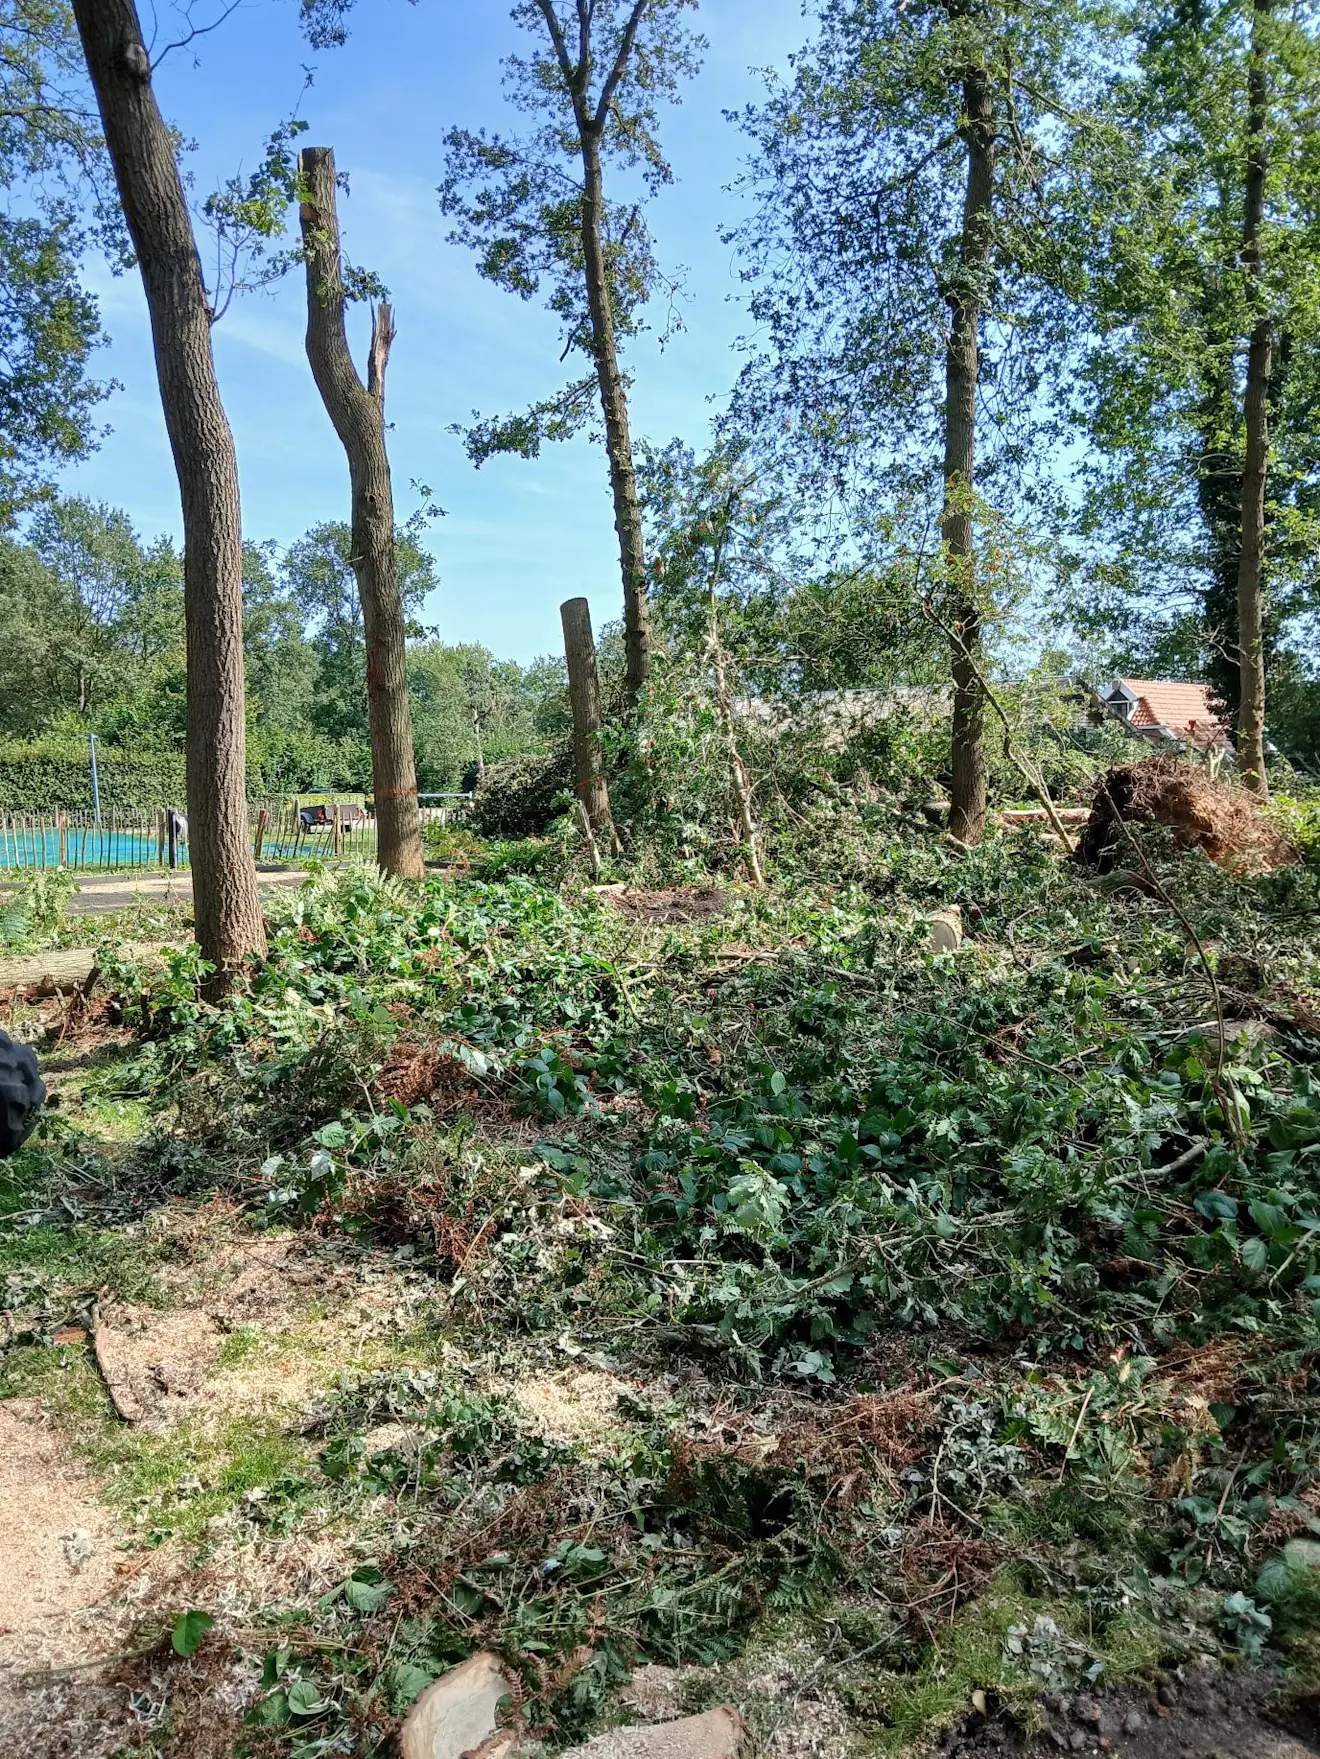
[1236,0,1272,797]
[579,130,650,708]
[298,145,425,878]
[944,55,996,848]
[705,506,763,885]
[561,596,618,857]
[71,0,265,987]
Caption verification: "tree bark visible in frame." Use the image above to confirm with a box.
[944,51,996,848]
[561,596,618,856]
[70,0,265,987]
[705,499,763,885]
[298,145,425,877]
[579,129,651,707]
[1235,0,1272,797]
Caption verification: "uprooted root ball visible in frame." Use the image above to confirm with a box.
[1074,756,1296,875]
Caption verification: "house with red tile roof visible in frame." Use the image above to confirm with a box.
[1097,678,1234,755]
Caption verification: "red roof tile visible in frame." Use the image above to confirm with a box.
[1118,679,1231,749]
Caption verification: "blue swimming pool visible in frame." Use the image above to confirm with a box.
[0,828,190,871]
[0,829,316,871]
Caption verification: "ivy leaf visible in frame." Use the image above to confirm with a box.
[343,1569,392,1613]
[391,1662,437,1710]
[1195,1189,1238,1222]
[247,1689,290,1728]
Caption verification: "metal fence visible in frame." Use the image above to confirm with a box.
[0,794,474,875]
[0,808,187,873]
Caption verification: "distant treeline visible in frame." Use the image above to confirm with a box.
[0,499,571,799]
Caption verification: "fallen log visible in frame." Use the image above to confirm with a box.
[998,807,1092,826]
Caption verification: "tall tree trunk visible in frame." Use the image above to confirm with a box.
[561,595,618,862]
[1236,0,1272,796]
[298,146,425,877]
[944,54,996,847]
[579,129,651,708]
[70,0,265,987]
[1194,343,1245,719]
[705,498,763,885]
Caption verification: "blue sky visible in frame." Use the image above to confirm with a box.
[62,0,810,663]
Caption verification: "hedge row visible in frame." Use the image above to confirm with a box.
[0,736,374,810]
[0,744,187,810]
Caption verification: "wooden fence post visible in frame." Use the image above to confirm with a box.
[253,808,268,865]
[58,814,68,867]
[167,810,178,871]
[332,805,342,859]
[560,596,620,859]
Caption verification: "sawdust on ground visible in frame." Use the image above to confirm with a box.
[0,1401,126,1674]
[507,1367,631,1448]
[0,1400,178,1758]
[92,1227,418,1428]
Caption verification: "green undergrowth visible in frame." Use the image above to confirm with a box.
[3,830,1320,1755]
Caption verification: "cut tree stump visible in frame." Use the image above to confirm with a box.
[399,1651,520,1759]
[557,1709,751,1759]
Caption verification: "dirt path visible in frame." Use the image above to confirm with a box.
[59,870,310,917]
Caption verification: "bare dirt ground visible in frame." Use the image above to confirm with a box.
[0,1400,125,1673]
[0,1401,182,1758]
[949,1670,1320,1759]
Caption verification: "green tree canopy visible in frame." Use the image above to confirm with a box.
[1066,0,1320,725]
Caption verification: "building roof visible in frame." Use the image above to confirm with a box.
[1108,679,1233,752]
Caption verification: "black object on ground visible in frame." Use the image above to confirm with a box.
[0,1029,45,1155]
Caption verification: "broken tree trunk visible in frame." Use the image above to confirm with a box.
[561,597,618,863]
[299,145,425,879]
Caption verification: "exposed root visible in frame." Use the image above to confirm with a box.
[1075,757,1296,874]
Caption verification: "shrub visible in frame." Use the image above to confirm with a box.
[472,748,573,837]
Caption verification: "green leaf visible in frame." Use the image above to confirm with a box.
[1255,1554,1298,1604]
[391,1662,437,1710]
[247,1689,290,1728]
[287,1679,329,1717]
[343,1570,392,1613]
[260,1646,291,1689]
[1195,1189,1238,1222]
[171,1608,215,1658]
[1240,1236,1269,1274]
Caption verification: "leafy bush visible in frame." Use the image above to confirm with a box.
[0,867,77,947]
[472,747,573,836]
